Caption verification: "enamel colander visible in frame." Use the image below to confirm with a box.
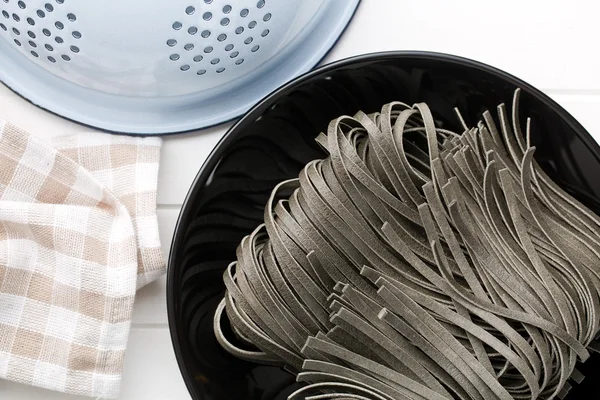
[0,0,359,134]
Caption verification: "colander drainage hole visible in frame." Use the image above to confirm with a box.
[1,11,8,18]
[197,69,206,75]
[27,17,34,25]
[204,46,213,53]
[61,54,70,61]
[220,17,229,26]
[180,64,190,71]
[216,67,225,73]
[223,5,232,14]
[235,58,244,65]
[45,3,54,12]
[28,40,36,46]
[225,44,233,51]
[42,28,50,36]
[244,37,253,44]
[67,13,76,21]
[37,9,45,18]
[72,30,81,39]
[210,58,219,65]
[45,43,53,51]
[188,26,197,35]
[203,12,211,21]
[263,13,271,21]
[170,53,180,61]
[257,0,265,8]
[56,0,64,3]
[201,29,210,38]
[70,45,79,53]
[217,33,226,41]
[55,36,63,43]
[13,38,20,46]
[251,45,259,52]
[17,0,24,8]
[240,8,249,17]
[55,21,63,29]
[184,43,194,50]
[167,39,176,46]
[12,27,19,35]
[261,29,269,37]
[235,26,243,34]
[12,13,19,21]
[30,50,38,57]
[27,30,35,38]
[193,55,203,62]
[0,23,6,31]
[47,55,55,62]
[230,51,239,58]
[185,6,194,15]
[248,20,256,29]
[172,21,182,30]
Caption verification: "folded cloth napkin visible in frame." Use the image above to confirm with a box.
[0,120,165,398]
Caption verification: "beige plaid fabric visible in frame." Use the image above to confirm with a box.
[0,120,165,398]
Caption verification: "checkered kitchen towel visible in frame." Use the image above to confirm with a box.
[0,120,165,398]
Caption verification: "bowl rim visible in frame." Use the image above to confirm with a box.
[166,50,600,399]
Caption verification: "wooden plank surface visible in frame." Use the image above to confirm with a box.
[1,0,600,398]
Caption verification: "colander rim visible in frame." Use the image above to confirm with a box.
[0,0,362,135]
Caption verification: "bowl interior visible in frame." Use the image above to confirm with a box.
[167,52,600,400]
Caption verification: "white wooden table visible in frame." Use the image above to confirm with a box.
[1,1,599,398]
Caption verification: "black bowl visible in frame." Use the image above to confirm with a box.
[167,51,600,400]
